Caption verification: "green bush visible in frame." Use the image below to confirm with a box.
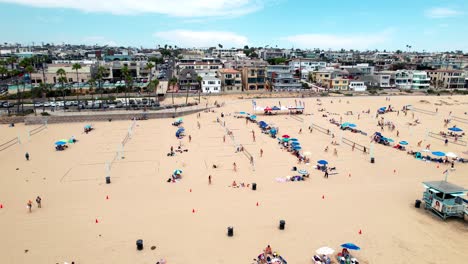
[40,112,50,116]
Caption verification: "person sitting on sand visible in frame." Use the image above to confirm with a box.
[265,245,272,255]
[324,146,329,152]
[232,181,238,187]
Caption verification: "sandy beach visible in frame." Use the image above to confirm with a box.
[0,94,467,264]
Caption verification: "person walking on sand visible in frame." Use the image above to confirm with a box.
[324,170,329,179]
[36,196,42,208]
[250,156,254,165]
[352,143,355,151]
[396,130,399,137]
[334,148,338,156]
[233,162,237,172]
[260,149,263,157]
[197,121,200,129]
[25,152,30,161]
[223,135,226,143]
[27,200,32,213]
[188,135,192,142]
[208,175,212,185]
[299,128,302,134]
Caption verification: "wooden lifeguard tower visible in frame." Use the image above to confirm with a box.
[422,181,467,220]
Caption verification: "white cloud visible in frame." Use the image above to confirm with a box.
[425,7,462,18]
[154,30,248,48]
[282,30,394,50]
[0,0,264,17]
[81,36,118,47]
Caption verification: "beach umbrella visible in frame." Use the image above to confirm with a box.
[84,125,92,129]
[448,127,463,132]
[316,247,335,255]
[303,151,311,156]
[282,138,290,142]
[293,146,302,150]
[264,107,273,111]
[239,111,246,115]
[290,138,298,141]
[347,123,357,128]
[445,152,457,158]
[317,160,328,165]
[173,169,182,175]
[291,142,300,146]
[379,107,386,111]
[431,151,446,157]
[272,106,281,111]
[386,138,394,143]
[55,141,67,146]
[250,115,257,120]
[282,135,290,138]
[298,169,308,175]
[399,141,409,145]
[341,243,360,250]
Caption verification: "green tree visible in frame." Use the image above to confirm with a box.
[95,66,108,107]
[72,63,82,109]
[25,65,35,114]
[147,79,159,106]
[56,68,67,110]
[196,75,203,104]
[169,77,178,106]
[121,66,132,109]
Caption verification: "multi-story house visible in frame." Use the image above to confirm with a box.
[178,69,200,91]
[201,76,221,93]
[340,63,374,76]
[242,66,266,90]
[99,61,153,81]
[176,58,223,75]
[312,70,349,90]
[224,59,268,70]
[426,70,466,89]
[395,70,430,89]
[218,69,242,93]
[259,49,285,60]
[289,59,327,71]
[211,48,241,58]
[269,72,302,91]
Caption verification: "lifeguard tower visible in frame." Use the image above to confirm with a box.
[422,181,467,220]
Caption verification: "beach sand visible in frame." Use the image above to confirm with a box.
[0,95,467,264]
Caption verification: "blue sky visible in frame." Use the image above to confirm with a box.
[0,0,467,51]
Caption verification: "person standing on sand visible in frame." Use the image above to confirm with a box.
[27,200,32,212]
[324,170,329,178]
[25,152,30,161]
[299,128,302,134]
[36,196,42,208]
[208,175,212,185]
[260,149,263,157]
[334,148,338,156]
[188,135,192,142]
[197,121,200,129]
[223,135,226,143]
[233,162,237,172]
[396,130,399,137]
[250,156,254,165]
[352,143,355,151]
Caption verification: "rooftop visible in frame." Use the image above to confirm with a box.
[219,69,240,74]
[423,181,467,194]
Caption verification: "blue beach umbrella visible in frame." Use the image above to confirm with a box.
[291,141,300,145]
[399,141,409,145]
[341,243,360,250]
[290,138,298,142]
[272,106,281,111]
[448,127,463,132]
[317,160,328,165]
[293,146,302,150]
[173,169,183,175]
[55,141,66,146]
[282,138,290,142]
[84,125,91,129]
[347,123,357,128]
[239,111,246,115]
[431,151,446,157]
[386,138,394,143]
[250,115,257,120]
[298,169,308,175]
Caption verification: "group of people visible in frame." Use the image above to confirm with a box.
[254,245,287,264]
[27,196,42,212]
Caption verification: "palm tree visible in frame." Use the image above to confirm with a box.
[122,66,132,109]
[95,66,108,108]
[146,62,154,83]
[169,77,178,106]
[147,79,159,107]
[25,65,35,114]
[39,82,49,112]
[56,68,67,111]
[88,78,96,108]
[196,75,203,104]
[72,63,82,109]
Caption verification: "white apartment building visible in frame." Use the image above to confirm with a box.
[201,76,221,93]
[395,70,430,89]
[340,63,374,75]
[289,60,327,71]
[211,48,240,58]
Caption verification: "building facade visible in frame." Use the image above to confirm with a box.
[426,70,465,89]
[218,69,242,93]
[178,69,200,91]
[201,76,221,93]
[242,66,266,90]
[395,70,430,89]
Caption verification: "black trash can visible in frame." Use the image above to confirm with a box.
[279,220,285,230]
[252,183,257,191]
[370,157,375,164]
[227,226,234,237]
[105,176,111,184]
[136,239,143,250]
[415,199,421,208]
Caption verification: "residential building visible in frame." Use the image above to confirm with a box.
[269,72,302,91]
[211,48,241,58]
[99,61,153,81]
[259,49,285,60]
[178,69,199,91]
[340,63,374,75]
[312,69,349,90]
[426,70,465,89]
[266,65,290,78]
[348,81,367,92]
[176,58,222,75]
[224,59,268,70]
[218,69,242,93]
[395,70,430,89]
[242,66,266,90]
[201,76,221,93]
[289,59,327,71]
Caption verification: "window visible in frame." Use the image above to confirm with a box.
[203,81,206,84]
[250,70,255,76]
[208,81,216,85]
